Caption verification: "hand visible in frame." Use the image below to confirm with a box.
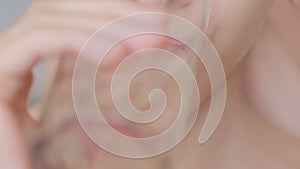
[0,0,275,168]
[0,1,165,168]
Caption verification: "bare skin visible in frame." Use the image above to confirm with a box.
[169,1,300,168]
[1,0,299,169]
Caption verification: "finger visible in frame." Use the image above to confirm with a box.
[44,0,151,16]
[0,107,31,169]
[3,1,165,70]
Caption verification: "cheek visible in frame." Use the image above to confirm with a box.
[167,0,208,29]
[127,0,209,52]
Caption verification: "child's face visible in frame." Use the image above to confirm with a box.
[33,1,208,168]
[94,0,208,139]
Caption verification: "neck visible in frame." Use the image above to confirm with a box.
[168,60,300,168]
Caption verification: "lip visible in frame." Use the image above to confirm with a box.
[166,38,187,51]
